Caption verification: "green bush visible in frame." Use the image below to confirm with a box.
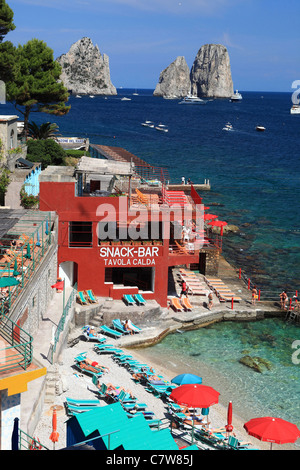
[26,139,66,169]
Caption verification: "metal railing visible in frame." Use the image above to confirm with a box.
[0,314,33,372]
[19,429,49,450]
[51,283,77,363]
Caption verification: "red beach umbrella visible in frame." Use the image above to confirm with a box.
[244,417,300,450]
[225,401,234,434]
[49,407,59,449]
[169,384,220,409]
[204,214,218,221]
[207,220,228,236]
[51,280,64,290]
[170,384,220,443]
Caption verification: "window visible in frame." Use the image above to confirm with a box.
[69,221,93,247]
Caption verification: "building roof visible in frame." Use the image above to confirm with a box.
[0,209,27,238]
[76,156,133,176]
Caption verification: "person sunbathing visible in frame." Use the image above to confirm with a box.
[106,383,135,398]
[79,357,109,373]
[124,319,134,335]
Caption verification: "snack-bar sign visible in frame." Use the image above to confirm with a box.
[99,245,160,266]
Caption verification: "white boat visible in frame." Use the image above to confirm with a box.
[290,104,300,114]
[141,121,154,128]
[230,90,243,102]
[178,94,207,105]
[75,95,82,98]
[121,97,131,101]
[89,95,95,98]
[223,122,233,131]
[256,125,266,132]
[155,124,168,132]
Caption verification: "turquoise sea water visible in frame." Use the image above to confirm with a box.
[139,319,300,435]
[3,89,300,433]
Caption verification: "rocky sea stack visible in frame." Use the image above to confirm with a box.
[153,56,191,99]
[154,44,234,99]
[190,44,234,98]
[57,37,117,96]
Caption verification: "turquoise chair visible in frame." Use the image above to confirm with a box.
[134,294,146,305]
[123,294,135,305]
[85,289,98,303]
[99,325,122,339]
[77,291,88,305]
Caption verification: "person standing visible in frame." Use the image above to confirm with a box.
[208,291,213,310]
[252,286,258,305]
[180,280,188,299]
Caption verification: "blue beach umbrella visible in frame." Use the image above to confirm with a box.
[36,231,41,247]
[171,373,202,386]
[11,417,19,450]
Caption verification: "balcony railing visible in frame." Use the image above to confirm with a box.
[0,314,33,373]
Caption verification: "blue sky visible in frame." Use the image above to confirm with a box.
[6,0,300,91]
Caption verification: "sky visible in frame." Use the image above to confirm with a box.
[5,0,300,91]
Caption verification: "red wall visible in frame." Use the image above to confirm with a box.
[40,182,171,306]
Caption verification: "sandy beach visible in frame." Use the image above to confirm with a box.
[33,326,291,452]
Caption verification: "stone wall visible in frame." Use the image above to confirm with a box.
[9,232,58,337]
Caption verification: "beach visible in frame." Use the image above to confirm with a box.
[33,325,292,451]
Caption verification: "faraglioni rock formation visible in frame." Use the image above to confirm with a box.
[190,44,233,98]
[153,56,191,98]
[57,37,117,95]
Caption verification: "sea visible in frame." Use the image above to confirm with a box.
[2,90,300,438]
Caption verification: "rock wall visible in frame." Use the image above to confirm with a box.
[153,56,191,98]
[57,37,117,95]
[190,44,233,98]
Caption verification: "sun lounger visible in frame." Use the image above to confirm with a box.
[85,289,98,303]
[123,294,136,305]
[99,325,122,338]
[170,297,184,312]
[112,318,130,334]
[77,291,88,305]
[134,293,146,305]
[65,397,100,407]
[82,326,106,343]
[94,344,123,354]
[181,297,193,311]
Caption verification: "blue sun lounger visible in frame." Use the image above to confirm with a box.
[112,318,130,334]
[134,294,146,305]
[99,325,122,339]
[85,289,98,303]
[123,294,135,305]
[82,326,106,343]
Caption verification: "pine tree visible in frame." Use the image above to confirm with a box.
[6,39,70,138]
[0,0,15,43]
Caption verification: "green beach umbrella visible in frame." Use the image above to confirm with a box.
[13,259,19,276]
[25,244,31,259]
[0,277,20,288]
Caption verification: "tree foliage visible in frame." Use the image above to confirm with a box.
[6,39,70,137]
[26,138,66,169]
[0,0,15,43]
[28,121,60,140]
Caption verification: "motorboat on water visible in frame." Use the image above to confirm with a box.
[256,125,266,132]
[223,122,234,131]
[178,94,207,105]
[155,123,168,132]
[75,95,82,98]
[89,95,95,98]
[290,104,300,114]
[141,120,155,128]
[121,97,131,101]
[230,90,243,102]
